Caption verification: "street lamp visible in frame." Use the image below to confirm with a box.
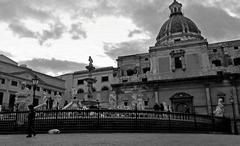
[32,75,39,107]
[230,97,238,135]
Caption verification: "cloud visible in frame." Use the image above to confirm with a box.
[104,40,150,60]
[185,4,240,42]
[83,0,169,37]
[8,21,35,38]
[0,0,50,22]
[0,50,13,57]
[19,58,87,76]
[37,21,66,45]
[0,0,67,45]
[69,22,87,40]
[128,29,142,37]
[7,19,66,45]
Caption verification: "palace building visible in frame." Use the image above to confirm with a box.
[61,0,240,117]
[0,55,65,111]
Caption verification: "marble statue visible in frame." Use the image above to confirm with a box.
[214,98,224,117]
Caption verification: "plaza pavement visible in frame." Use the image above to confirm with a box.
[0,133,239,146]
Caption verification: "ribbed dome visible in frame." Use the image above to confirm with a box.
[155,0,203,46]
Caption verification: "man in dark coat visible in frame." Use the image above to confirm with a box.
[26,104,36,138]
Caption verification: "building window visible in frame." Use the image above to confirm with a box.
[0,92,3,105]
[170,49,186,72]
[175,57,183,69]
[144,101,149,106]
[0,78,5,84]
[174,39,181,42]
[145,58,149,61]
[234,46,239,50]
[101,76,109,82]
[11,81,18,86]
[127,69,135,76]
[122,79,128,83]
[54,91,57,95]
[233,58,240,66]
[36,87,40,91]
[213,49,217,52]
[43,89,47,92]
[101,86,109,91]
[8,94,16,111]
[59,92,62,96]
[47,89,51,94]
[77,79,84,85]
[92,88,96,92]
[124,101,128,106]
[142,67,150,74]
[77,88,84,94]
[26,84,32,90]
[212,60,222,67]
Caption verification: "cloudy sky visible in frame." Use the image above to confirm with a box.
[0,0,240,76]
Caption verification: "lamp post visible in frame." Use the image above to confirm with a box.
[32,75,39,107]
[230,97,238,135]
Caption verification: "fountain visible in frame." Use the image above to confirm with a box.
[81,56,99,108]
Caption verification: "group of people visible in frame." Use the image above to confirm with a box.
[153,102,191,114]
[153,102,172,112]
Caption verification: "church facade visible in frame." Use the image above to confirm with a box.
[61,0,240,118]
[112,0,240,117]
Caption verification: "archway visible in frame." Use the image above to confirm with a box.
[170,92,193,113]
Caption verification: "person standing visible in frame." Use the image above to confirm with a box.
[153,103,160,111]
[26,104,36,138]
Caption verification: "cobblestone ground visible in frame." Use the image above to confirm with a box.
[0,133,239,146]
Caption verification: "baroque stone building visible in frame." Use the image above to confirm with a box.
[61,0,240,117]
[0,55,65,111]
[112,0,240,117]
[59,67,118,108]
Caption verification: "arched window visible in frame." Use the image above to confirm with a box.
[233,57,240,66]
[174,7,177,12]
[77,88,84,94]
[212,60,222,67]
[101,86,109,91]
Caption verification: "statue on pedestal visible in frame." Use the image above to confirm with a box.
[214,98,224,117]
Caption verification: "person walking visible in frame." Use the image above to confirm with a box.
[26,104,36,138]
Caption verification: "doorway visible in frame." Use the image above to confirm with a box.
[170,92,193,113]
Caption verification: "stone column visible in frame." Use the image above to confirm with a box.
[182,56,186,71]
[171,57,175,72]
[153,86,159,104]
[232,86,240,117]
[205,86,212,115]
[155,91,159,104]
